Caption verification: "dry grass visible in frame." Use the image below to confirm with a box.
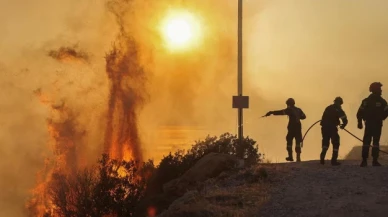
[202,184,270,216]
[170,165,274,216]
[203,165,288,216]
[156,163,293,217]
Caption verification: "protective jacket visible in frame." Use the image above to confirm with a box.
[321,104,348,128]
[272,106,306,129]
[357,94,388,125]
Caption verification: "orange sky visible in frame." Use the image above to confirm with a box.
[1,0,388,215]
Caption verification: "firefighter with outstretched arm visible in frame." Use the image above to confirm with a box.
[357,82,388,167]
[320,97,348,166]
[265,98,306,162]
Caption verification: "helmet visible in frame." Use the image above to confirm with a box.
[369,82,382,93]
[286,98,295,106]
[334,97,343,105]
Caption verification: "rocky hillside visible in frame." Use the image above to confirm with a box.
[156,153,271,217]
[156,148,388,217]
[257,159,388,217]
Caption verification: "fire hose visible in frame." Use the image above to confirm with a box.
[302,119,388,155]
[301,120,321,148]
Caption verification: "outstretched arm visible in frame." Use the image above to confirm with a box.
[272,109,287,116]
[265,109,287,116]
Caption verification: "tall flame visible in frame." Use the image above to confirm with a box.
[103,0,147,163]
[27,89,87,216]
[27,1,148,215]
[104,41,145,162]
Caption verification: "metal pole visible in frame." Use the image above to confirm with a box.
[237,0,243,158]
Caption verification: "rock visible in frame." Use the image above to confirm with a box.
[157,208,215,217]
[157,191,216,217]
[162,178,183,197]
[182,153,238,182]
[345,145,388,160]
[163,153,239,197]
[168,191,201,210]
[134,193,176,217]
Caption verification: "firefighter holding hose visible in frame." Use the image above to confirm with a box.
[357,82,388,167]
[319,97,348,166]
[265,98,306,162]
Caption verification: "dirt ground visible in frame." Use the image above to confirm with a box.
[256,159,388,217]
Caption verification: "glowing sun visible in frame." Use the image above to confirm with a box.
[161,10,201,50]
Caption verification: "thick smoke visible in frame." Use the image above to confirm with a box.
[244,1,388,161]
[48,45,90,64]
[0,1,111,215]
[27,88,86,216]
[26,0,148,215]
[2,0,388,216]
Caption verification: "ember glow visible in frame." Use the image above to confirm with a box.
[104,41,145,162]
[27,89,87,216]
[25,0,148,215]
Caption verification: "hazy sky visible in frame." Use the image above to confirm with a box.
[245,0,388,162]
[1,0,388,215]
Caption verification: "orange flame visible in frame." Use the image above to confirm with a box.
[27,90,86,216]
[103,40,145,163]
[27,2,148,214]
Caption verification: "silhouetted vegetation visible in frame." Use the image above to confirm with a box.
[146,133,262,196]
[47,154,149,217]
[46,133,262,217]
[138,133,262,216]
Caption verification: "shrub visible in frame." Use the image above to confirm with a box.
[146,133,262,195]
[48,154,148,217]
[49,167,98,217]
[47,133,262,217]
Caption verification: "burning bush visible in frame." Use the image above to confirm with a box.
[32,133,261,217]
[46,154,151,217]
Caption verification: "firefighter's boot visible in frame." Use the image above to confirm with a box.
[331,151,340,166]
[286,150,293,162]
[373,158,382,167]
[296,153,301,162]
[331,160,341,166]
[360,159,367,167]
[320,150,327,165]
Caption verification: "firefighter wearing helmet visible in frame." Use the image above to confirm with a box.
[357,82,388,167]
[319,97,348,166]
[265,98,306,162]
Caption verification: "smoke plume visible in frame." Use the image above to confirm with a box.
[104,0,147,162]
[48,45,90,64]
[2,0,388,216]
[25,0,148,215]
[27,88,86,216]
